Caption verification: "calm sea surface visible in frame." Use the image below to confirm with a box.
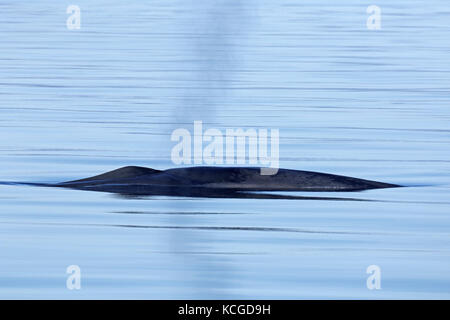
[0,0,449,298]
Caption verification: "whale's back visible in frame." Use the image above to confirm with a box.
[60,166,161,185]
[57,165,400,193]
[164,167,399,191]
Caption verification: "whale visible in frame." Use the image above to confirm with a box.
[48,166,400,198]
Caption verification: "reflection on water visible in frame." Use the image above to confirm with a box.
[0,0,450,298]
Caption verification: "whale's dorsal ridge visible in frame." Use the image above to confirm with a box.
[56,165,400,195]
[65,166,161,183]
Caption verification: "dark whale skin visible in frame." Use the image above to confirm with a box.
[56,166,400,195]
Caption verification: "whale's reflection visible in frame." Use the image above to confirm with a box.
[110,188,371,201]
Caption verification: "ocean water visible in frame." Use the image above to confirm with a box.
[0,0,449,299]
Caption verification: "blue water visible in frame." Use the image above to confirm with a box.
[0,0,449,299]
